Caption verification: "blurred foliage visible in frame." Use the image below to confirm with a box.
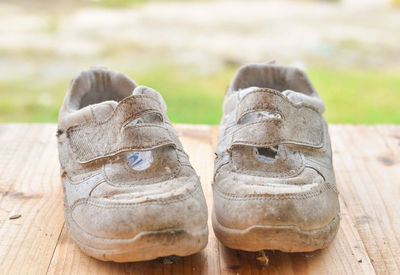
[0,65,399,124]
[87,0,202,8]
[91,0,147,8]
[308,67,400,124]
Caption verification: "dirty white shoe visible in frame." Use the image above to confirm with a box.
[212,63,340,252]
[57,68,208,262]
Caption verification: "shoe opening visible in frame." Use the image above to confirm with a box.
[230,63,317,96]
[66,68,137,112]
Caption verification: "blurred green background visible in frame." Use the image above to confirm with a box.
[0,0,399,124]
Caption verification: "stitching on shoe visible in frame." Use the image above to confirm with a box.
[66,215,208,243]
[65,171,104,185]
[233,163,305,179]
[213,181,334,201]
[71,182,201,209]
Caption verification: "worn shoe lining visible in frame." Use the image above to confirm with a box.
[68,69,137,111]
[230,64,317,96]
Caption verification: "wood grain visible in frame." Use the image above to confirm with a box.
[1,124,399,274]
[330,125,400,274]
[0,124,64,274]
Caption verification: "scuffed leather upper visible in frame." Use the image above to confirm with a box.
[57,68,207,239]
[213,63,340,231]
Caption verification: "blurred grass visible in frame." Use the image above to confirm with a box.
[89,0,202,8]
[0,65,399,124]
[93,0,148,8]
[308,67,400,124]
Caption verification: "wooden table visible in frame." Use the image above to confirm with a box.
[0,124,399,274]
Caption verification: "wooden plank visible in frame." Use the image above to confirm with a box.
[0,124,64,274]
[2,124,400,274]
[329,125,400,274]
[176,125,221,275]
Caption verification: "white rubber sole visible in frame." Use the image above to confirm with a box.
[66,216,209,262]
[212,211,340,252]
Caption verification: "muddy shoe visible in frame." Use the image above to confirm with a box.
[57,68,208,262]
[212,63,340,252]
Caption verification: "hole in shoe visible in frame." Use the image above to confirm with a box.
[255,146,279,163]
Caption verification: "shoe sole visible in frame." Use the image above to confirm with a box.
[212,210,340,252]
[66,215,209,262]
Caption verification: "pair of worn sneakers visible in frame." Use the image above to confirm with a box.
[57,63,340,262]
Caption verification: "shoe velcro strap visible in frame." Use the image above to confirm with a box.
[231,89,324,148]
[66,95,178,163]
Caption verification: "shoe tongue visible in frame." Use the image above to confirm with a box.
[282,89,325,113]
[132,85,152,96]
[90,101,117,121]
[131,85,167,113]
[91,85,167,123]
[230,63,318,97]
[90,86,156,121]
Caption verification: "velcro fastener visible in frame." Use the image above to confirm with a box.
[232,89,324,148]
[66,95,177,163]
